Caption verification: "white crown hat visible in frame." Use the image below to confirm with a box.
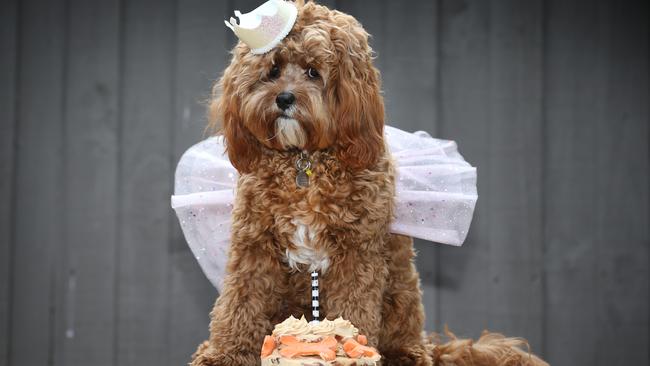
[224,0,298,55]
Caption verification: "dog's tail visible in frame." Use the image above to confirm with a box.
[425,327,549,366]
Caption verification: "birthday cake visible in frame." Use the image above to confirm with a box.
[260,316,381,366]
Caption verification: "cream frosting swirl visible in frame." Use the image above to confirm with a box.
[272,315,359,340]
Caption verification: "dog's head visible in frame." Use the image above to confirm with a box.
[209,1,384,173]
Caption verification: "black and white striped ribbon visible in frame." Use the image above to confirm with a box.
[310,271,320,324]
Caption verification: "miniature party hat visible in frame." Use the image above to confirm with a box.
[224,0,298,54]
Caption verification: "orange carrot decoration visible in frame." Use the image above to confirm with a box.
[357,334,368,345]
[343,338,379,359]
[279,335,300,346]
[278,336,338,361]
[261,335,276,357]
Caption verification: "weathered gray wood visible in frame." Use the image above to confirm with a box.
[387,0,439,332]
[437,0,544,352]
[172,0,230,192]
[168,251,217,365]
[384,0,440,332]
[117,0,174,364]
[436,0,491,340]
[10,0,66,365]
[0,0,17,365]
[381,1,438,131]
[316,0,337,10]
[544,0,649,364]
[3,1,649,365]
[170,0,230,363]
[61,0,120,364]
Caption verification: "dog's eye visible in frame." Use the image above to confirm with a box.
[269,65,281,79]
[307,67,320,80]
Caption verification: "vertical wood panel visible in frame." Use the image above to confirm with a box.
[117,0,175,364]
[0,0,17,365]
[61,0,121,364]
[316,0,337,10]
[544,0,649,363]
[437,0,544,351]
[10,0,66,365]
[486,1,544,349]
[384,0,439,332]
[170,0,229,363]
[381,1,438,131]
[437,0,490,337]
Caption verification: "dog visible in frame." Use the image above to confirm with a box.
[190,2,547,365]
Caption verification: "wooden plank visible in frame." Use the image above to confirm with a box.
[169,0,230,363]
[9,0,66,365]
[544,0,649,363]
[0,0,17,365]
[436,0,491,340]
[383,0,439,333]
[381,1,438,131]
[116,0,174,364]
[61,0,120,364]
[437,0,544,351]
[173,0,230,181]
[168,251,217,365]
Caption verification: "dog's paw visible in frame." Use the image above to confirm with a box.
[190,350,257,366]
[381,345,433,366]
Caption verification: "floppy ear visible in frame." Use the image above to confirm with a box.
[208,62,262,174]
[330,24,385,171]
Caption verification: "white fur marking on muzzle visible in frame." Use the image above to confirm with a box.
[276,117,306,149]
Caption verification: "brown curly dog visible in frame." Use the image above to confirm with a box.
[191,1,547,365]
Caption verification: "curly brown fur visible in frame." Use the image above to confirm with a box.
[193,2,428,364]
[191,1,545,366]
[425,329,548,366]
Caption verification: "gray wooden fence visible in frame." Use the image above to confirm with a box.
[1,0,647,365]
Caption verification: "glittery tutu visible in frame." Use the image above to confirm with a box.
[171,126,477,291]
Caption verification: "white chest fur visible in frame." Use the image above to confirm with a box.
[285,219,330,273]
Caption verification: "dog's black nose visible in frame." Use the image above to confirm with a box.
[276,92,295,111]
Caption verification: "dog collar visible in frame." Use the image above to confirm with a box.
[295,151,313,188]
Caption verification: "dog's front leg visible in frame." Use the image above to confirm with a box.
[378,234,432,366]
[320,248,387,347]
[191,242,286,366]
